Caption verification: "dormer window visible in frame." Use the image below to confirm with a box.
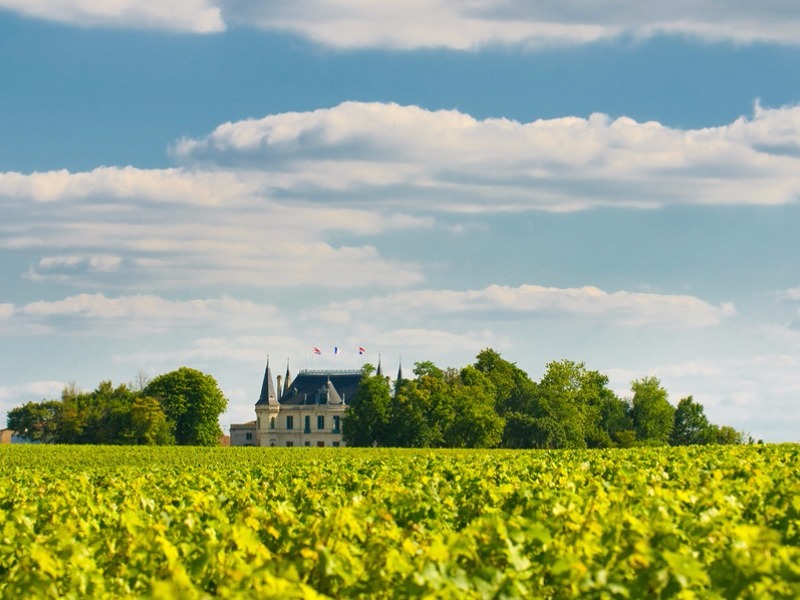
[315,386,328,404]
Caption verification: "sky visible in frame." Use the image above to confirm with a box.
[1,2,800,442]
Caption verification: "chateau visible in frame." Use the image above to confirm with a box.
[230,359,365,447]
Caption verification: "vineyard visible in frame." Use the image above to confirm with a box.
[1,445,798,598]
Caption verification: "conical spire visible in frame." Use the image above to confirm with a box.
[395,359,404,398]
[283,360,291,397]
[326,378,343,405]
[376,354,382,377]
[255,357,279,406]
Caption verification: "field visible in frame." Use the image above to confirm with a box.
[1,444,798,598]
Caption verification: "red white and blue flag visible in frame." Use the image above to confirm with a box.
[358,346,366,354]
[312,347,321,355]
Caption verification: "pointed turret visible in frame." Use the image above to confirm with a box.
[376,354,382,377]
[255,357,279,406]
[283,360,292,397]
[326,378,343,405]
[395,360,404,398]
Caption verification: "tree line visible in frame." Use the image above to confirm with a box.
[7,367,227,446]
[343,349,745,449]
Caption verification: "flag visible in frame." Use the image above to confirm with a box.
[312,347,321,355]
[358,346,365,355]
[334,346,340,355]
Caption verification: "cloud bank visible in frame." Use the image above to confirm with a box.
[0,0,224,32]
[3,1,800,47]
[330,284,735,328]
[2,102,798,294]
[176,101,800,212]
[224,1,800,49]
[0,283,731,335]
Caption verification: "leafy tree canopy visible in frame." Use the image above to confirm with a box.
[144,367,227,446]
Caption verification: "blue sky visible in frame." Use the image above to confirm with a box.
[1,2,799,441]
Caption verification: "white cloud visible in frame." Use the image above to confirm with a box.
[328,284,734,328]
[0,167,252,205]
[3,1,799,47]
[0,0,224,32]
[3,103,798,297]
[0,304,13,319]
[25,255,122,283]
[8,294,281,334]
[221,1,800,49]
[176,101,800,212]
[0,165,425,290]
[783,286,800,301]
[0,380,65,402]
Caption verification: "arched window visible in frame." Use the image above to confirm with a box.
[270,417,275,430]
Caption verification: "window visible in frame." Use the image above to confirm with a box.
[304,415,311,433]
[317,441,325,447]
[333,415,341,433]
[245,432,253,440]
[286,441,293,447]
[317,415,325,430]
[286,416,294,430]
[332,441,340,447]
[270,417,275,430]
[304,441,311,447]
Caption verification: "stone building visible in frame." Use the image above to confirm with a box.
[230,359,364,447]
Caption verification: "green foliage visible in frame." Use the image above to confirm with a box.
[6,369,226,446]
[631,376,675,446]
[7,350,739,452]
[343,366,392,447]
[1,444,798,598]
[714,424,746,445]
[7,400,62,443]
[443,366,504,448]
[129,396,175,445]
[7,382,174,445]
[670,396,714,446]
[341,350,738,450]
[144,367,228,446]
[474,347,536,414]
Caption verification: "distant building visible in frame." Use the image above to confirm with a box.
[0,429,28,444]
[229,359,365,447]
[229,421,255,446]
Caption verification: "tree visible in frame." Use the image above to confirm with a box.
[670,396,714,446]
[713,425,744,445]
[630,376,675,446]
[7,400,62,443]
[444,366,504,448]
[343,364,392,446]
[79,381,138,444]
[474,348,537,415]
[128,396,174,445]
[533,360,589,449]
[599,395,634,447]
[143,367,227,446]
[388,380,432,447]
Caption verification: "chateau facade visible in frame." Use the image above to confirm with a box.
[230,359,363,447]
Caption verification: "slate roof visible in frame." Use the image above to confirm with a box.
[255,358,279,406]
[278,370,363,406]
